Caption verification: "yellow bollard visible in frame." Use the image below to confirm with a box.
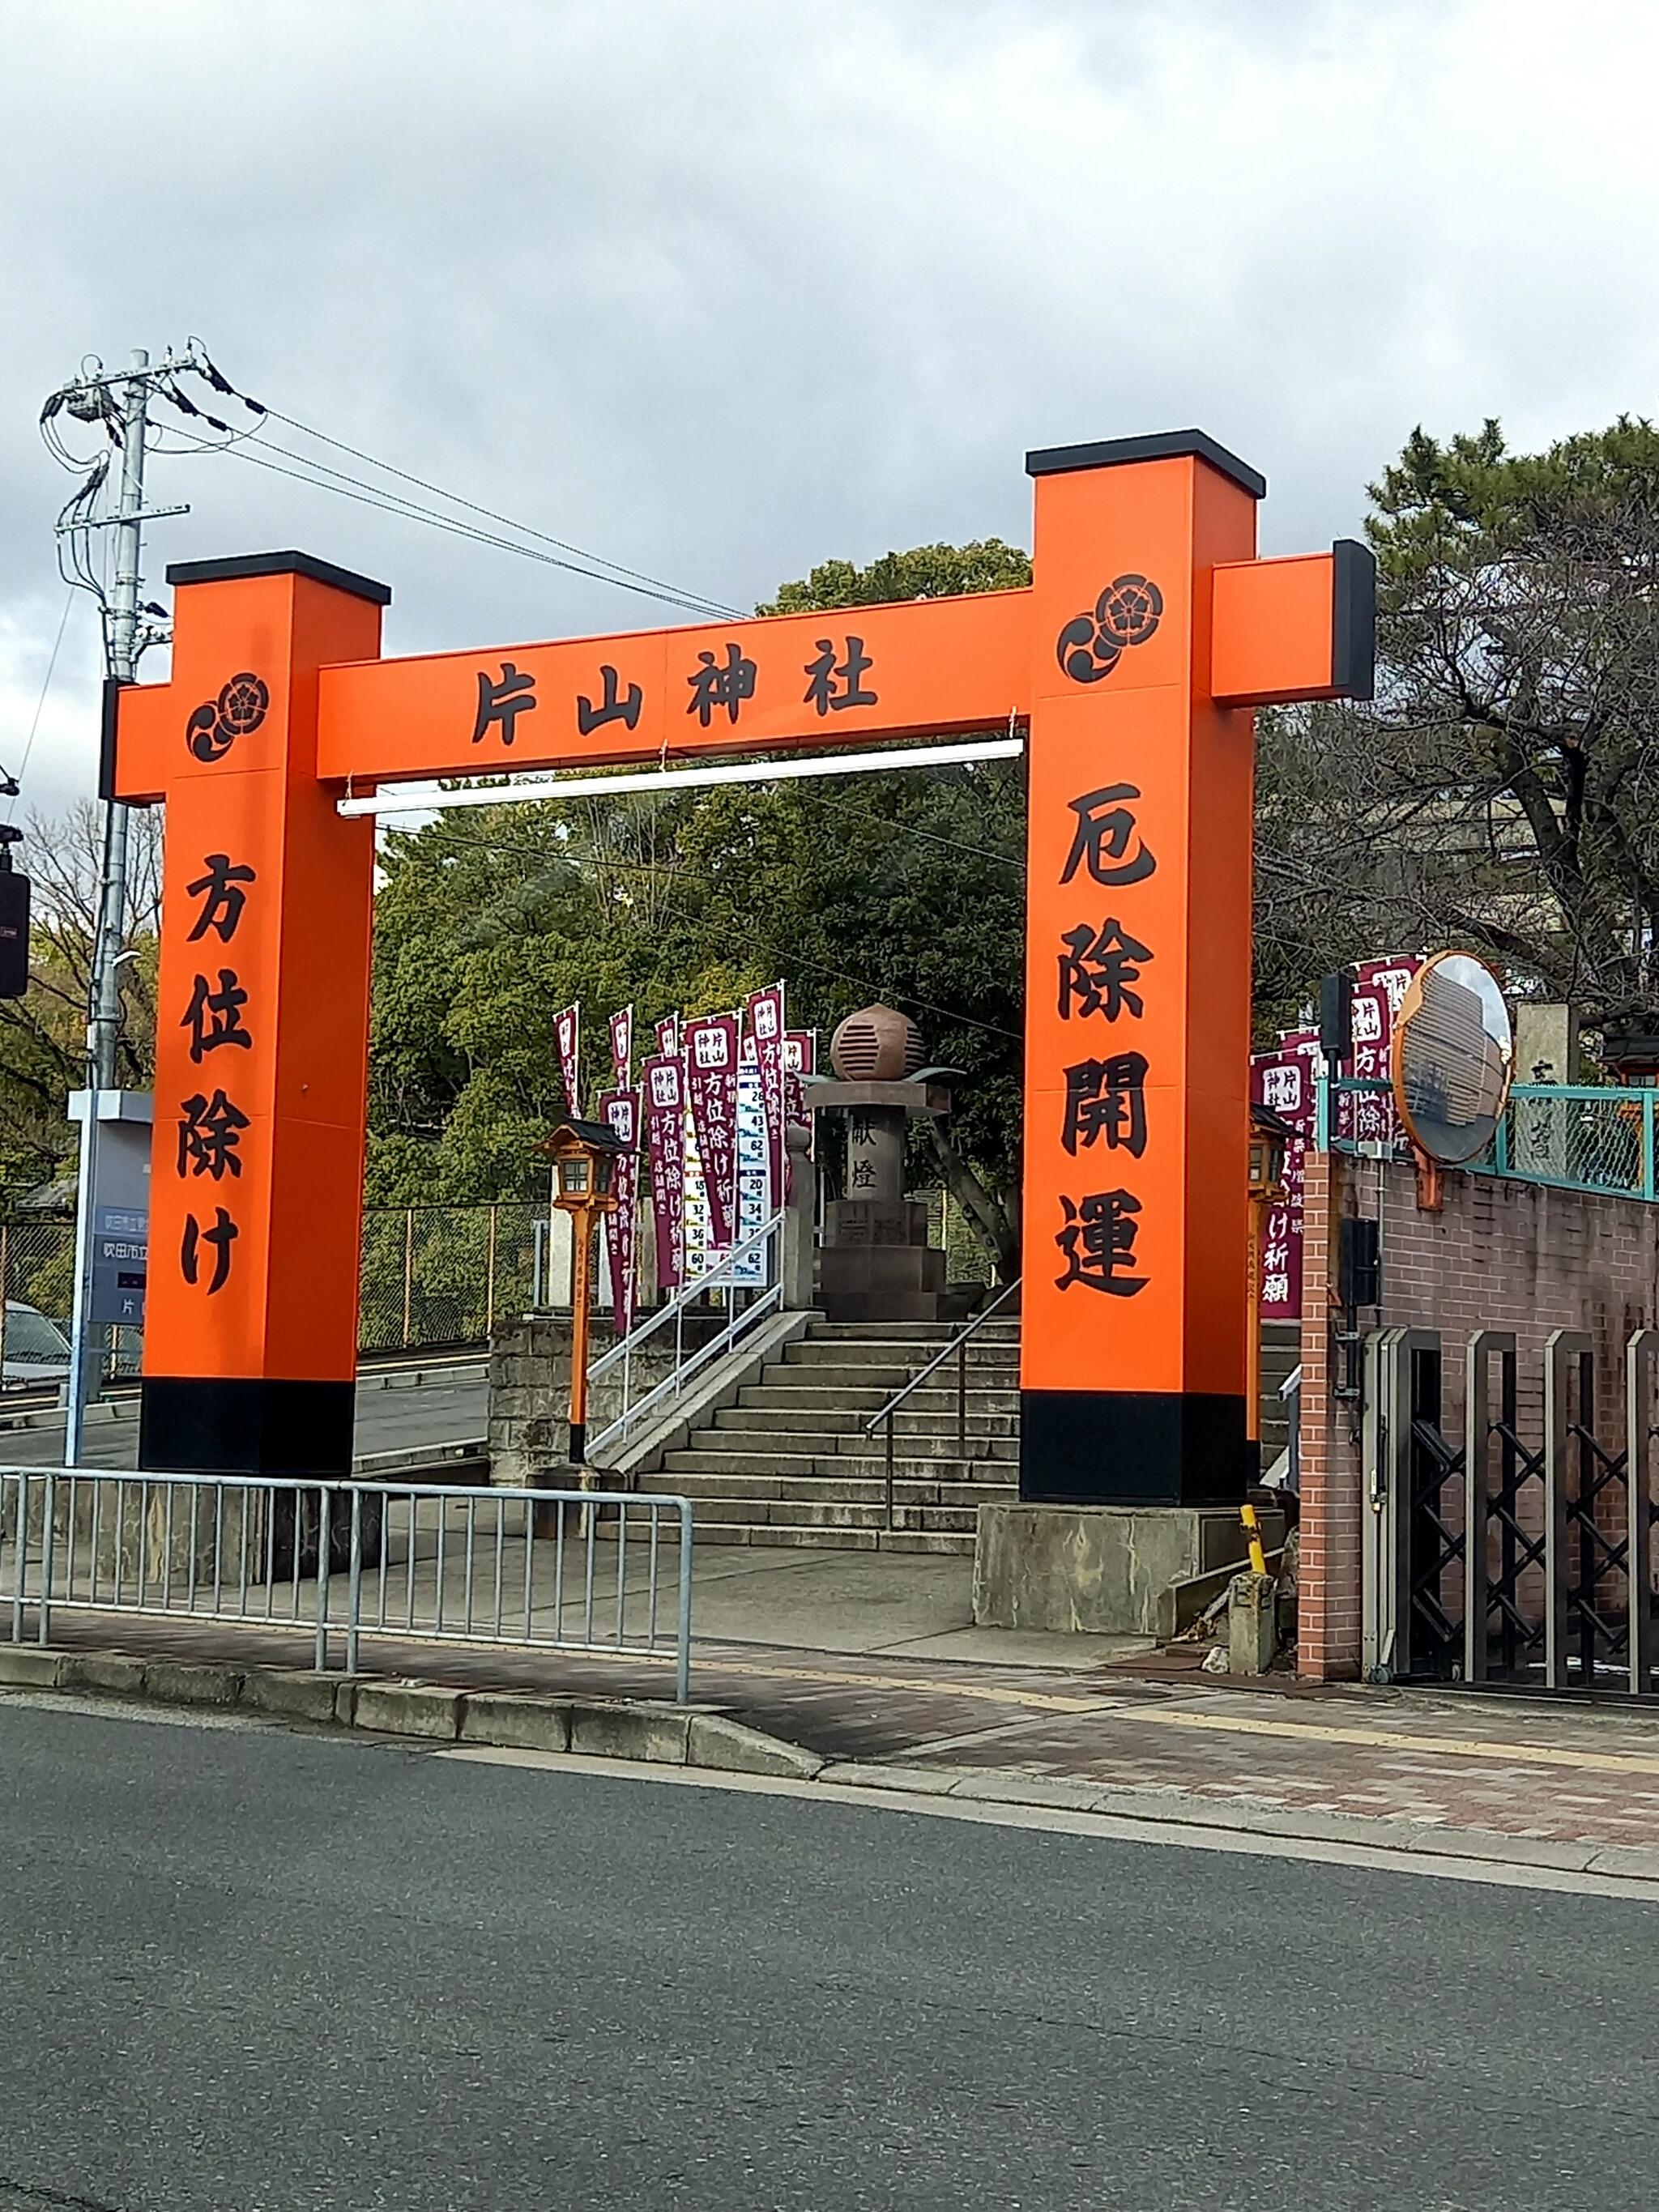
[1240,1499,1268,1577]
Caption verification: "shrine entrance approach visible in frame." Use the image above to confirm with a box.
[104,428,1374,1506]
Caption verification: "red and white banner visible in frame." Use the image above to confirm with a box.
[609,1005,634,1085]
[655,1013,679,1057]
[1251,1030,1320,1321]
[599,1085,641,1336]
[642,1054,684,1293]
[1249,955,1422,1319]
[744,982,787,1210]
[554,1004,582,1119]
[1338,956,1422,1146]
[684,1012,740,1250]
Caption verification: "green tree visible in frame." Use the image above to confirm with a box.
[1253,417,1659,1038]
[365,541,1031,1271]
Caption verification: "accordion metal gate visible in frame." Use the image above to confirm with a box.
[1363,1326,1659,1696]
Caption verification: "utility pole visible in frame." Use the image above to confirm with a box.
[44,345,190,1464]
[87,348,151,1089]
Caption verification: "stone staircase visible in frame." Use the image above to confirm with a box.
[635,1317,1021,1554]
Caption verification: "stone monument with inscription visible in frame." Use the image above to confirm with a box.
[808,1004,959,1322]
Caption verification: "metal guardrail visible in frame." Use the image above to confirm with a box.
[586,1212,785,1464]
[0,1466,693,1702]
[862,1280,1021,1530]
[1324,1078,1659,1202]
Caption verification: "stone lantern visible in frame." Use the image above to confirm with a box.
[807,1004,962,1322]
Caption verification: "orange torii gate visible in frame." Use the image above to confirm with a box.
[105,429,1372,1503]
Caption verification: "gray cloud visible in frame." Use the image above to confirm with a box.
[2,0,1655,812]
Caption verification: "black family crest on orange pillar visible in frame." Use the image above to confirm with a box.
[185,671,269,762]
[1054,573,1164,683]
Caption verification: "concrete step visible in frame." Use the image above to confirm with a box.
[761,1353,1021,1389]
[662,1445,1018,1484]
[809,1318,1020,1342]
[644,1467,1013,1507]
[767,1499,980,1532]
[667,1498,982,1541]
[783,1339,1019,1373]
[750,1374,1021,1412]
[686,1524,976,1556]
[710,1408,1020,1455]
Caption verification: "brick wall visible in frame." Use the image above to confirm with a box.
[1296,1149,1659,1680]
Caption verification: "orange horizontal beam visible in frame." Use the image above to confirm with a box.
[1209,540,1374,707]
[313,589,1035,787]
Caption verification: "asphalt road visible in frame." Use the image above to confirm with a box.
[2,1703,1657,2210]
[0,1371,487,1471]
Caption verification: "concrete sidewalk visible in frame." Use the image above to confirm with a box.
[16,1554,1659,1872]
[642,1545,1149,1667]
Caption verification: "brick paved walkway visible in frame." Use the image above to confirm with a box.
[27,1607,1659,1852]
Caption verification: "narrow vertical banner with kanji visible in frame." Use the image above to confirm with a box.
[782,1027,817,1194]
[609,1004,633,1086]
[555,1004,582,1119]
[744,982,787,1211]
[642,1054,684,1292]
[655,1013,680,1057]
[1251,1038,1320,1319]
[1337,955,1422,1146]
[684,1013,740,1251]
[599,1086,641,1336]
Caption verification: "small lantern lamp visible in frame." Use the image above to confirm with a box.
[1248,1103,1294,1204]
[545,1119,625,1213]
[536,1119,626,1464]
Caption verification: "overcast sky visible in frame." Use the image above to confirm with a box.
[2,0,1656,817]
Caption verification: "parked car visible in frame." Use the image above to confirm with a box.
[2,1301,73,1387]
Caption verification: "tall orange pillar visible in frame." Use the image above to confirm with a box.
[1020,433,1262,1504]
[133,553,387,1477]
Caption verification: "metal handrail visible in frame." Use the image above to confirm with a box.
[586,1210,785,1462]
[861,1279,1021,1530]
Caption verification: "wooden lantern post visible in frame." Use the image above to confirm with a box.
[539,1119,624,1466]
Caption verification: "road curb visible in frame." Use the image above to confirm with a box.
[0,1643,822,1784]
[7,1643,1659,1884]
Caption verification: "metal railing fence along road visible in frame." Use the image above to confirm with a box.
[0,1465,693,1701]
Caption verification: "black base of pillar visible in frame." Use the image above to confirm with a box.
[139,1377,356,1480]
[1019,1388,1249,1507]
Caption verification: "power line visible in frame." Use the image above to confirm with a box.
[252,399,744,620]
[7,588,77,816]
[207,437,737,620]
[156,348,742,621]
[791,782,1025,872]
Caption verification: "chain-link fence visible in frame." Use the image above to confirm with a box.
[8,1185,996,1377]
[1328,1079,1659,1202]
[356,1203,542,1354]
[1496,1089,1656,1197]
[0,1216,78,1385]
[908,1187,1007,1286]
[1,1203,545,1385]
